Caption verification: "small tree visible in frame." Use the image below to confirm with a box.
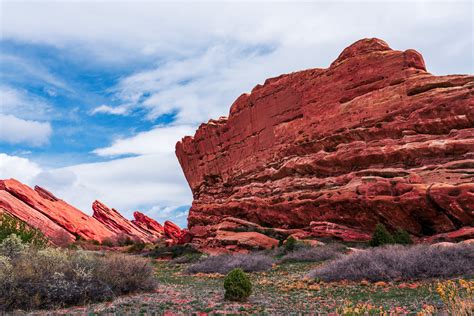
[393,229,413,245]
[369,223,394,247]
[224,268,252,301]
[284,236,298,252]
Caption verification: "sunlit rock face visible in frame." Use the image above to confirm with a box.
[0,178,174,244]
[176,38,474,240]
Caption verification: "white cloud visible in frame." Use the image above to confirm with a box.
[0,86,53,146]
[0,114,52,146]
[0,152,192,225]
[0,153,42,185]
[93,125,195,156]
[34,153,192,222]
[0,85,52,120]
[89,104,131,116]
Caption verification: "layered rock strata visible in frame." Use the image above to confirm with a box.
[176,38,474,239]
[0,178,181,245]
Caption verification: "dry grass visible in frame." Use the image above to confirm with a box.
[186,253,275,274]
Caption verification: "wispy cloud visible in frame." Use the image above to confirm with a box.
[0,53,72,91]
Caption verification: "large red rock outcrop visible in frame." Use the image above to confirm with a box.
[0,179,166,244]
[176,38,474,239]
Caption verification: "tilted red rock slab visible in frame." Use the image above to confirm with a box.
[0,179,167,244]
[176,38,474,238]
[92,200,157,243]
[160,220,191,244]
[0,179,116,242]
[0,190,76,244]
[132,211,165,236]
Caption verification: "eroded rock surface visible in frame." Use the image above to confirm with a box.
[0,179,166,244]
[176,38,474,239]
[132,211,165,236]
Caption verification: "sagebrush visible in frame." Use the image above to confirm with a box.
[308,243,474,282]
[0,235,156,311]
[279,243,345,263]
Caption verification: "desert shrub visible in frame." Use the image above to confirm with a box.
[224,268,252,301]
[94,253,156,294]
[0,213,47,246]
[101,237,115,247]
[116,233,136,246]
[308,243,474,282]
[171,252,203,264]
[187,252,275,274]
[127,242,146,253]
[284,236,298,252]
[279,243,345,263]
[393,229,413,245]
[0,234,27,258]
[148,244,201,259]
[0,245,156,311]
[369,223,394,247]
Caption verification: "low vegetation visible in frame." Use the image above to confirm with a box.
[148,244,201,259]
[0,213,47,246]
[279,243,345,263]
[223,268,252,302]
[308,243,473,282]
[436,279,473,315]
[186,253,275,274]
[0,214,471,314]
[0,234,156,311]
[369,223,413,247]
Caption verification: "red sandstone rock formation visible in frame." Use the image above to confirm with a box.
[0,190,76,245]
[0,179,115,242]
[132,211,165,236]
[163,220,190,243]
[176,38,474,240]
[0,179,165,245]
[92,200,157,243]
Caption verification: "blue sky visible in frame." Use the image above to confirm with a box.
[0,1,472,227]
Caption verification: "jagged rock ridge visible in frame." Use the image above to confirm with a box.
[176,38,474,240]
[0,178,183,245]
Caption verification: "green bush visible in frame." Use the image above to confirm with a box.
[369,223,395,247]
[284,236,298,252]
[148,244,201,259]
[224,268,252,302]
[0,213,47,246]
[393,229,413,245]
